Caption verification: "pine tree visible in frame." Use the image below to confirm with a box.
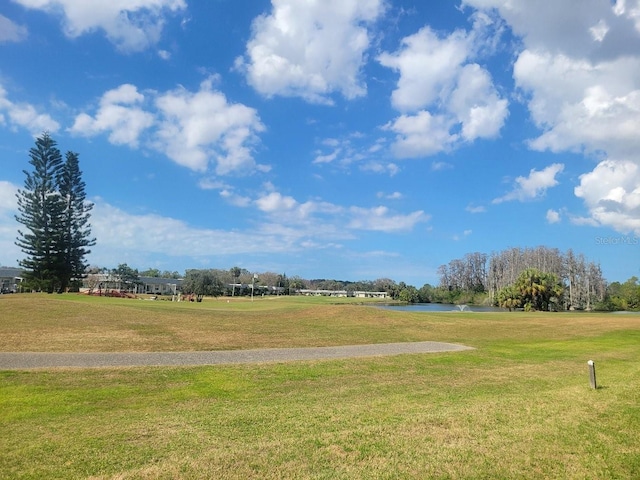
[57,151,96,292]
[15,133,95,293]
[15,133,65,292]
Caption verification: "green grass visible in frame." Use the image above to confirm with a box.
[1,294,639,479]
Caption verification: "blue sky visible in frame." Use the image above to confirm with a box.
[0,0,639,286]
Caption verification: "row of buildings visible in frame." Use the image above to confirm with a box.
[0,268,388,298]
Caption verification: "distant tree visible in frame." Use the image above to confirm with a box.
[230,266,241,296]
[398,285,420,303]
[15,134,95,293]
[601,276,640,311]
[140,268,162,277]
[162,270,181,279]
[373,278,398,297]
[288,276,306,294]
[56,151,95,292]
[418,284,435,303]
[84,272,102,295]
[183,269,225,302]
[514,268,563,311]
[496,285,521,311]
[113,263,141,292]
[15,133,66,292]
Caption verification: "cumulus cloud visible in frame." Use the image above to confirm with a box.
[0,14,28,43]
[255,191,298,213]
[70,79,266,176]
[238,0,384,103]
[14,0,186,52]
[155,78,266,174]
[378,27,469,112]
[379,22,508,158]
[466,0,640,234]
[70,84,154,147]
[546,209,561,224]
[514,52,640,159]
[462,0,640,60]
[0,84,60,134]
[575,159,640,234]
[493,163,564,203]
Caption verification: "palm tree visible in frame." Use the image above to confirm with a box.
[230,266,241,296]
[515,268,562,311]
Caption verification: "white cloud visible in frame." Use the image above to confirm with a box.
[313,149,341,164]
[0,84,60,134]
[154,78,266,174]
[379,22,508,158]
[255,192,298,213]
[452,229,473,241]
[70,84,154,147]
[348,206,428,232]
[14,0,187,52]
[377,191,403,200]
[0,181,21,265]
[251,187,427,236]
[575,159,640,235]
[359,161,400,176]
[466,204,486,213]
[378,27,469,112]
[238,0,384,103]
[431,161,453,171]
[0,14,28,43]
[546,209,561,224]
[449,64,509,141]
[88,200,291,267]
[462,0,640,60]
[467,0,640,233]
[514,52,640,159]
[0,181,18,215]
[385,111,456,158]
[71,80,266,176]
[493,163,564,203]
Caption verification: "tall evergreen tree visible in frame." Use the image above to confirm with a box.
[57,151,96,292]
[15,133,65,292]
[15,133,95,292]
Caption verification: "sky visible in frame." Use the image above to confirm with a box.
[0,0,639,286]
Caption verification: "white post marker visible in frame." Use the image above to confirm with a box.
[587,360,597,389]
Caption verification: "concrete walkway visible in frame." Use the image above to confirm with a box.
[0,341,473,370]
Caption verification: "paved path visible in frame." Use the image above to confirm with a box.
[0,341,473,370]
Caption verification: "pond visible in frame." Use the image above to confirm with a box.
[380,303,506,313]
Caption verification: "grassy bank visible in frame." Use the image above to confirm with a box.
[1,294,639,478]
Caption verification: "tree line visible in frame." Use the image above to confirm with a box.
[436,246,639,311]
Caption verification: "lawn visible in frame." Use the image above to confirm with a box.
[1,294,639,479]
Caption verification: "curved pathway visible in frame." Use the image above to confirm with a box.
[0,341,473,370]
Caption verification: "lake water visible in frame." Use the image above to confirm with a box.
[381,303,506,313]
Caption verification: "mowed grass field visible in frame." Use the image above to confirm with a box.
[1,294,639,479]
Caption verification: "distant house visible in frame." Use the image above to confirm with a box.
[0,267,24,293]
[296,289,388,298]
[353,291,389,299]
[298,289,349,297]
[138,276,183,295]
[81,274,183,295]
